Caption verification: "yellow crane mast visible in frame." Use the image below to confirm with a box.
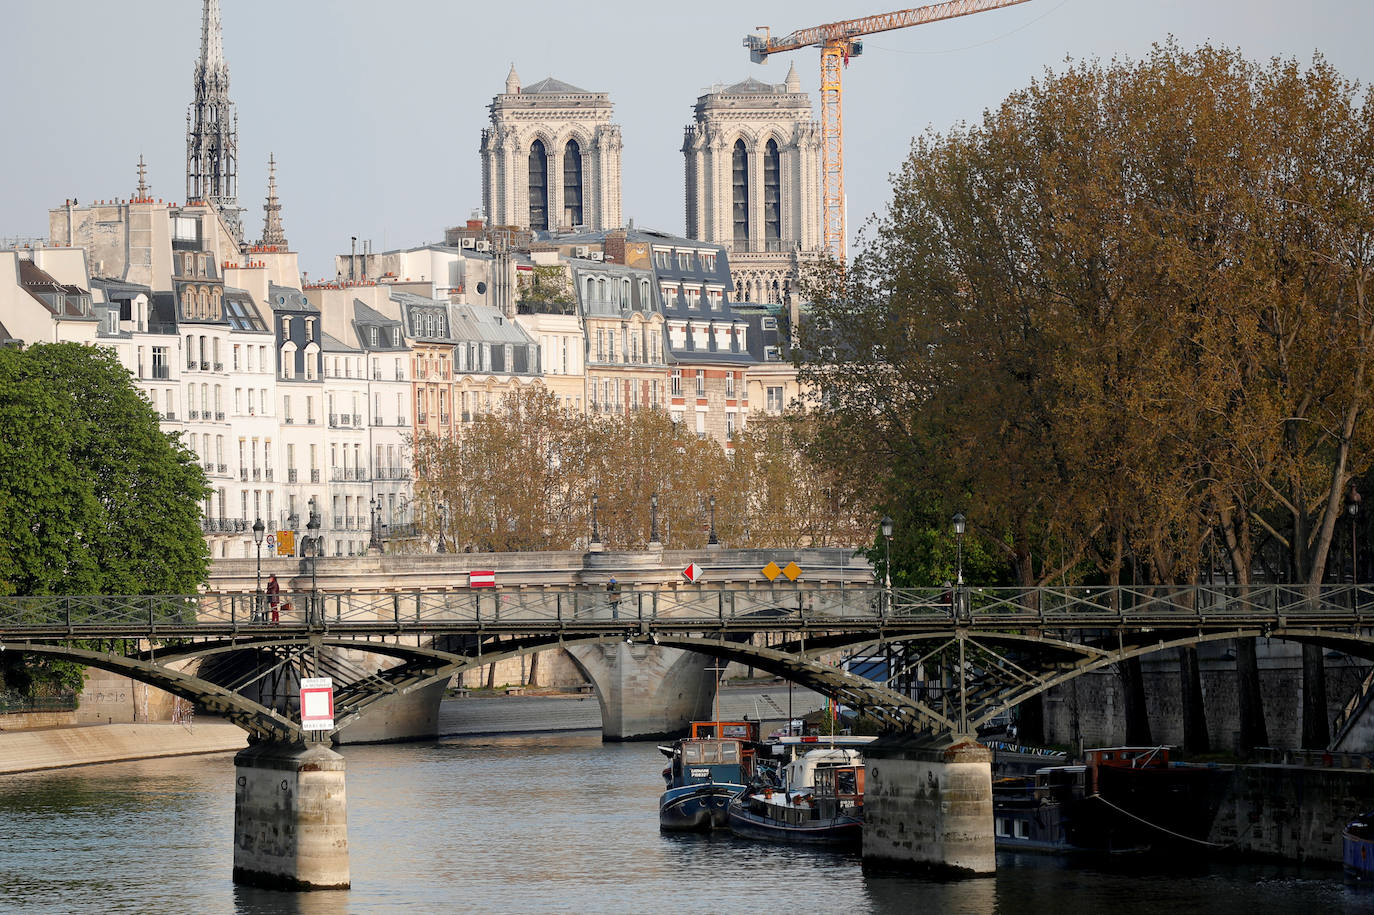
[745,0,1033,262]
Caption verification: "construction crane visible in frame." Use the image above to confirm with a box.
[745,0,1033,262]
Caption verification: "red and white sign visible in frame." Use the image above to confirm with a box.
[469,570,496,588]
[300,677,335,732]
[683,562,702,583]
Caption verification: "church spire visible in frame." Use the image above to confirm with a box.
[785,61,801,94]
[259,154,287,249]
[186,0,242,241]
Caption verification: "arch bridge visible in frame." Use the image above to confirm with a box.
[2,582,1370,744]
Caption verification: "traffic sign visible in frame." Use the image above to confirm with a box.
[683,562,702,583]
[300,676,334,731]
[782,561,802,581]
[762,561,782,581]
[276,530,296,556]
[469,570,496,588]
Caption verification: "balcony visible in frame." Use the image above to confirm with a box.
[186,360,196,371]
[418,413,428,423]
[397,417,407,426]
[265,468,273,482]
[213,362,223,372]
[215,411,225,421]
[328,414,339,428]
[284,417,294,424]
[461,412,471,423]
[310,469,320,483]
[152,365,170,379]
[202,462,213,471]
[217,463,226,474]
[252,468,261,481]
[200,361,210,371]
[439,413,450,424]
[189,410,200,420]
[353,414,362,426]
[373,371,383,380]
[163,411,176,421]
[395,370,405,381]
[288,469,298,483]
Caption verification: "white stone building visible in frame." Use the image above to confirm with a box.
[481,68,623,233]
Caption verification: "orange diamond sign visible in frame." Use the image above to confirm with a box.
[762,561,782,581]
[782,561,802,581]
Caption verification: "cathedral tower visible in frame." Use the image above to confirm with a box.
[683,63,821,304]
[186,0,242,242]
[480,67,623,232]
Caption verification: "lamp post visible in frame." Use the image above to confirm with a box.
[369,496,382,552]
[591,492,601,546]
[306,500,321,625]
[649,493,661,546]
[880,516,893,590]
[252,517,265,622]
[952,512,966,586]
[436,502,447,553]
[708,496,719,546]
[1350,483,1362,588]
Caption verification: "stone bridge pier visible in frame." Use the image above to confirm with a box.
[566,643,716,740]
[233,740,350,891]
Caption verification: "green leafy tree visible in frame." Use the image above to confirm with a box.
[0,343,209,693]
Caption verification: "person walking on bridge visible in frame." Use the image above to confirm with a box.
[266,574,281,625]
[607,577,621,619]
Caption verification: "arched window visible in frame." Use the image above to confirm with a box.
[529,140,549,231]
[563,139,583,227]
[764,139,781,246]
[585,276,595,303]
[732,140,749,247]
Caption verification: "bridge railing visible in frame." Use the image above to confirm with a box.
[0,583,1371,630]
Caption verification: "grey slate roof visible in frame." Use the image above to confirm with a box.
[521,76,592,95]
[321,331,359,354]
[268,283,318,313]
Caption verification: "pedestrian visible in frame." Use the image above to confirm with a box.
[607,577,621,619]
[266,573,280,625]
[273,600,286,625]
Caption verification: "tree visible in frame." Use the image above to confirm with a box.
[0,343,210,692]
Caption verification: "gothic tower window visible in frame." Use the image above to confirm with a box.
[732,140,750,247]
[529,140,549,231]
[563,139,583,227]
[764,139,781,246]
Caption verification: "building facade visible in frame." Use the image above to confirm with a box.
[480,68,623,233]
[682,65,822,305]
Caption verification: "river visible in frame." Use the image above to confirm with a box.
[0,697,1370,914]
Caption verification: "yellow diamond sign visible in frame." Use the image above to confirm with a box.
[782,561,802,581]
[762,561,782,581]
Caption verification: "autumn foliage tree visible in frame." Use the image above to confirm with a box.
[801,43,1374,749]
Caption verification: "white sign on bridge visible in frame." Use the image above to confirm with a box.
[300,676,335,731]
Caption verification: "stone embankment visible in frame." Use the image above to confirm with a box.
[0,721,247,774]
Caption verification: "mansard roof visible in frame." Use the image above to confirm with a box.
[721,76,779,94]
[321,331,359,353]
[267,283,317,313]
[450,302,536,348]
[18,259,93,318]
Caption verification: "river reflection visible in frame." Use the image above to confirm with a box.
[0,728,1369,914]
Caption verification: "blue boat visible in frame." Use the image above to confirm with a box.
[658,721,760,832]
[1344,812,1374,879]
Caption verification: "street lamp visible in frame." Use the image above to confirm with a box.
[436,502,447,553]
[369,496,382,551]
[1349,483,1362,584]
[952,512,966,586]
[880,516,894,591]
[306,500,321,625]
[252,517,265,622]
[708,496,719,546]
[591,492,601,546]
[650,492,660,545]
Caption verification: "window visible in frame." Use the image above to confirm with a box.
[695,411,706,440]
[677,251,694,271]
[369,326,379,346]
[305,318,315,341]
[671,369,682,396]
[764,138,781,244]
[767,386,784,413]
[529,139,549,231]
[563,139,583,226]
[232,344,241,371]
[732,140,749,246]
[725,372,735,397]
[726,413,736,441]
[701,252,717,272]
[653,249,671,270]
[392,327,401,346]
[695,370,705,396]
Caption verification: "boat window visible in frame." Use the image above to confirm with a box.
[719,742,740,764]
[836,768,857,797]
[996,817,1011,837]
[683,744,702,765]
[1014,820,1030,839]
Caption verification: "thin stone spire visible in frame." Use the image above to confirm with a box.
[259,154,287,248]
[785,61,801,93]
[186,0,242,241]
[505,64,521,94]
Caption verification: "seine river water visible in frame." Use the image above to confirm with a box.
[1,697,1372,914]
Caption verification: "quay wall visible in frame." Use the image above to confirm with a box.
[1209,762,1374,863]
[1041,644,1371,752]
[0,721,247,775]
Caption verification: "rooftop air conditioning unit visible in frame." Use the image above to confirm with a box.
[460,238,476,249]
[589,251,604,261]
[475,241,490,252]
[575,246,589,258]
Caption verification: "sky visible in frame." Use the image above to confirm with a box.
[1,1,1370,280]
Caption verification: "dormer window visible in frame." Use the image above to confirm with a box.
[369,326,379,346]
[392,327,401,346]
[305,318,315,341]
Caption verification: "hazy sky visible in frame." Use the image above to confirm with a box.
[2,1,1370,279]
